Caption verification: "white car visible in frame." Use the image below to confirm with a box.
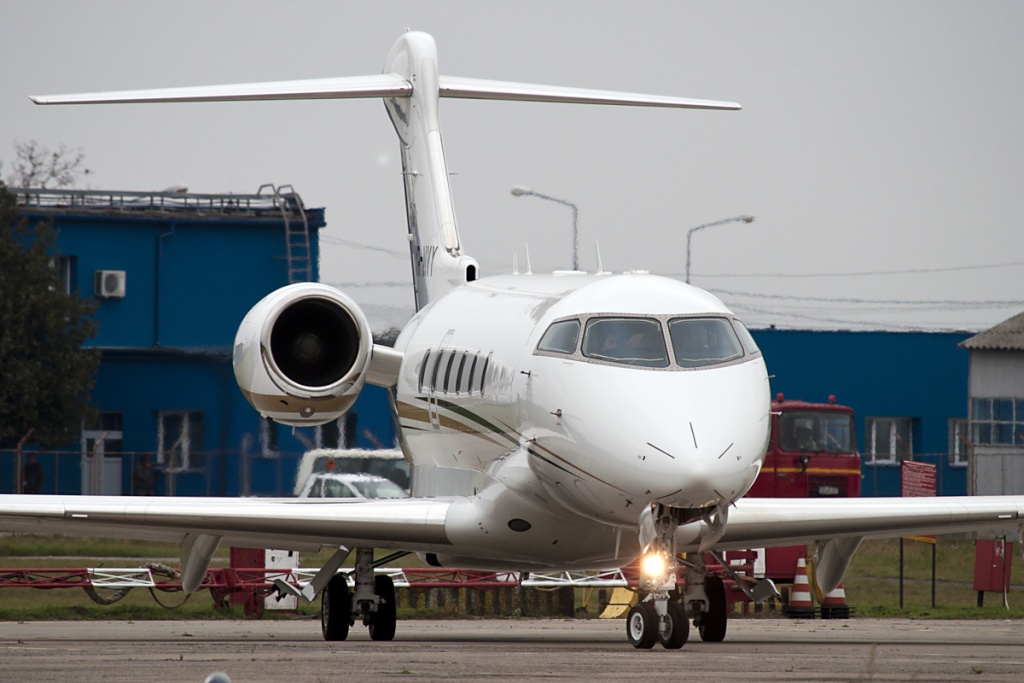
[292,449,410,496]
[297,472,408,500]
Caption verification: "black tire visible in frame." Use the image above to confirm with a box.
[368,574,397,641]
[659,601,689,649]
[697,575,728,642]
[321,573,351,641]
[626,602,658,649]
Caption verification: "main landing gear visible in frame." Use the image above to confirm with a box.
[320,547,402,642]
[628,505,730,650]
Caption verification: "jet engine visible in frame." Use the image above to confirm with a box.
[233,282,373,426]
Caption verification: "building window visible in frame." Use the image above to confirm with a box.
[971,398,1024,446]
[320,418,342,449]
[949,418,970,467]
[344,412,358,449]
[866,417,913,464]
[57,256,76,294]
[158,411,203,471]
[261,416,279,456]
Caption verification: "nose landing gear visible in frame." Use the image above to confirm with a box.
[631,505,694,650]
[629,504,730,650]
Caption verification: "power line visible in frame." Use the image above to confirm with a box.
[320,236,408,258]
[710,287,1024,308]
[668,259,1024,279]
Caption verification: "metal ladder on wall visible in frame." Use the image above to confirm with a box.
[260,183,312,283]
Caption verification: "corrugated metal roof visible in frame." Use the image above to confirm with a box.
[959,310,1024,350]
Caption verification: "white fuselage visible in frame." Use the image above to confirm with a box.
[389,271,771,568]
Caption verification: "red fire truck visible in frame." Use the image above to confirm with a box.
[743,393,861,582]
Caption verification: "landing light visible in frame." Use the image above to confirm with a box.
[641,552,667,579]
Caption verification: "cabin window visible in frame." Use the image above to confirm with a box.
[418,350,432,392]
[479,352,492,394]
[429,349,444,391]
[668,317,744,368]
[442,352,457,393]
[466,354,479,394]
[537,319,581,355]
[581,317,668,368]
[455,351,469,394]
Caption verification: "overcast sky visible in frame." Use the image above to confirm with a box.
[4,1,1023,332]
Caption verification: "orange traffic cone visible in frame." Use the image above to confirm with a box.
[786,557,815,619]
[820,582,850,619]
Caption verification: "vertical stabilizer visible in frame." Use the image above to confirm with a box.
[383,32,478,310]
[31,30,741,311]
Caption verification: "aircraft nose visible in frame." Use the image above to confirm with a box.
[645,425,755,509]
[639,368,769,509]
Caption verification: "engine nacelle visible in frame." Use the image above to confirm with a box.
[233,282,372,426]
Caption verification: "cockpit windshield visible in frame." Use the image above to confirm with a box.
[668,317,744,368]
[536,314,758,370]
[581,317,669,368]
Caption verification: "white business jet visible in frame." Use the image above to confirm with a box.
[4,31,1023,649]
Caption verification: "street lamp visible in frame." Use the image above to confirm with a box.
[685,215,755,284]
[511,186,579,270]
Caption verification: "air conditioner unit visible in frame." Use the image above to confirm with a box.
[94,270,127,298]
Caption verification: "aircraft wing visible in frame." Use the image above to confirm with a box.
[714,495,1024,593]
[719,495,1024,549]
[0,494,454,553]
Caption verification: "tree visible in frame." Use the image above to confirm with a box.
[0,183,100,448]
[4,140,91,189]
[372,327,402,348]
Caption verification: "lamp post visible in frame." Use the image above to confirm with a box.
[685,215,755,284]
[511,186,579,270]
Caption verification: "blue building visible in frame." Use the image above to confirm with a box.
[7,186,395,497]
[751,328,972,496]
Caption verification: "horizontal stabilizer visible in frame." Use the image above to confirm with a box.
[31,74,412,105]
[33,75,739,112]
[438,76,741,110]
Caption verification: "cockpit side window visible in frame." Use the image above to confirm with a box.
[668,317,744,368]
[732,319,761,356]
[581,317,668,368]
[537,319,581,355]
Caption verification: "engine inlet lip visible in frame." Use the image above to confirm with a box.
[262,294,368,396]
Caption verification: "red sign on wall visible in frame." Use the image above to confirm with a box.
[902,460,937,543]
[901,460,937,498]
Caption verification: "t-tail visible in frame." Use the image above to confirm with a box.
[32,30,740,310]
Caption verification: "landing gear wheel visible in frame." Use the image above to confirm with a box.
[697,575,728,642]
[626,602,658,649]
[368,574,397,641]
[321,573,351,641]
[659,601,689,649]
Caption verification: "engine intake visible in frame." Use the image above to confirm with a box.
[269,298,360,388]
[234,283,372,426]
